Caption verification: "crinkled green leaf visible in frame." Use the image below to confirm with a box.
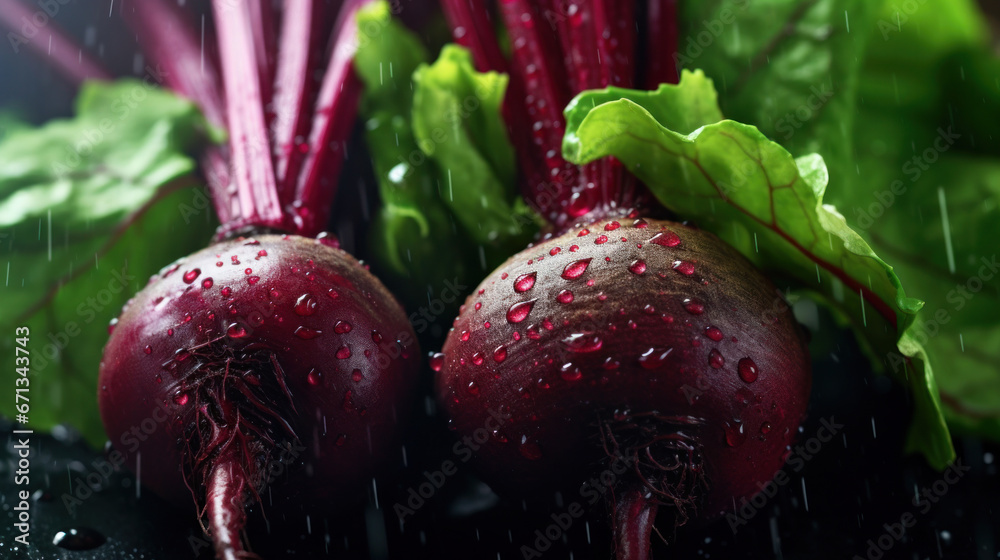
[0,80,216,446]
[563,72,954,468]
[412,44,534,245]
[677,0,882,194]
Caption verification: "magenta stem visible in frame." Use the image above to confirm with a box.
[645,0,679,87]
[121,0,235,226]
[205,444,254,560]
[272,0,326,205]
[612,487,659,560]
[291,0,368,237]
[0,0,111,83]
[440,0,509,73]
[213,0,285,235]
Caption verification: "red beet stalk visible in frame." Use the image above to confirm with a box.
[0,0,111,83]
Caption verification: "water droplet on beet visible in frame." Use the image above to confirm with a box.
[560,363,583,381]
[705,326,724,341]
[294,294,317,316]
[683,299,704,314]
[173,392,189,406]
[672,261,695,275]
[577,228,590,237]
[561,258,591,279]
[247,276,261,285]
[257,250,267,258]
[307,369,322,385]
[519,437,543,460]
[514,272,537,292]
[760,421,772,435]
[484,321,491,329]
[167,328,174,337]
[216,261,224,267]
[556,289,574,304]
[650,231,681,248]
[335,434,347,446]
[633,218,648,228]
[569,244,579,252]
[201,278,214,289]
[594,235,609,244]
[221,286,232,297]
[563,333,603,353]
[738,358,759,383]
[107,318,118,334]
[629,260,647,274]
[144,345,152,355]
[604,221,620,231]
[352,369,364,382]
[430,353,445,372]
[724,419,747,447]
[526,325,541,340]
[603,357,620,370]
[639,347,673,369]
[467,381,480,395]
[474,302,482,310]
[335,345,351,359]
[294,326,322,340]
[709,349,725,369]
[506,300,536,323]
[460,331,470,342]
[334,320,352,334]
[182,269,201,284]
[371,330,383,343]
[316,232,340,248]
[471,352,485,366]
[52,527,106,550]
[494,345,508,363]
[226,324,246,338]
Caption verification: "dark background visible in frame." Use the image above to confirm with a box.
[2,1,999,559]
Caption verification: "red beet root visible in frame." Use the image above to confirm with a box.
[100,235,418,552]
[436,219,810,556]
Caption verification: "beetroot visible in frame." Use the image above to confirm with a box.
[436,219,810,555]
[94,1,419,558]
[434,1,812,558]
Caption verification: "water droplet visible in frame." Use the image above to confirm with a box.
[560,362,583,381]
[519,437,543,460]
[307,369,322,385]
[494,345,508,363]
[562,333,603,353]
[526,325,541,339]
[561,258,592,279]
[216,261,224,267]
[724,419,747,447]
[52,527,106,550]
[335,434,347,446]
[514,272,537,292]
[603,357,620,370]
[226,324,247,338]
[569,244,579,252]
[294,294,317,316]
[705,326,724,341]
[541,318,554,330]
[460,330,470,342]
[760,421,772,435]
[247,276,261,285]
[577,228,590,237]
[633,218,648,228]
[316,231,340,248]
[672,261,695,275]
[154,375,162,383]
[352,369,364,382]
[343,390,356,411]
[484,321,492,329]
[556,289,574,304]
[650,231,681,248]
[167,328,174,336]
[474,302,482,310]
[328,289,340,299]
[471,352,485,366]
[371,330,383,343]
[257,250,268,258]
[201,278,214,289]
[550,247,561,256]
[594,235,609,244]
[604,221,620,231]
[173,392,189,405]
[429,353,445,372]
[506,300,536,323]
[221,286,232,297]
[143,345,152,355]
[334,320,352,334]
[244,268,253,275]
[107,318,118,334]
[683,299,704,314]
[629,260,647,274]
[709,349,725,369]
[738,358,759,383]
[336,345,352,359]
[639,347,673,369]
[294,326,322,340]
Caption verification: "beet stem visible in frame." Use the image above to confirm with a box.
[272,0,325,205]
[0,0,112,84]
[205,443,257,560]
[121,0,234,227]
[290,0,367,237]
[612,486,659,560]
[645,0,679,87]
[213,0,285,235]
